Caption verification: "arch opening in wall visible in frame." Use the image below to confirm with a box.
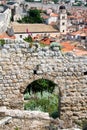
[23,78,61,119]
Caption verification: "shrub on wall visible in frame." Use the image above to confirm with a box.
[0,39,5,46]
[24,91,58,117]
[50,42,62,50]
[24,79,59,118]
[23,35,33,43]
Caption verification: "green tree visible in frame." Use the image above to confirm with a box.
[53,0,58,4]
[24,91,58,116]
[28,9,43,23]
[18,9,43,23]
[24,79,59,118]
[24,79,56,95]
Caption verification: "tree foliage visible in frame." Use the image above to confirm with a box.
[28,9,43,23]
[18,9,43,23]
[53,0,58,4]
[24,79,58,118]
[24,79,56,95]
[24,91,58,117]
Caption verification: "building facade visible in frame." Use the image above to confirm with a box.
[0,5,11,34]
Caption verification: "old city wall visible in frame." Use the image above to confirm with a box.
[0,41,87,123]
[0,107,51,130]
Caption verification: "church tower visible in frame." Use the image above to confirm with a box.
[57,5,67,34]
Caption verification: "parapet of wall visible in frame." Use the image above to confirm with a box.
[0,41,87,123]
[0,107,51,130]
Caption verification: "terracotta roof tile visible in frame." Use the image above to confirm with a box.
[61,41,75,52]
[0,32,15,39]
[12,22,58,33]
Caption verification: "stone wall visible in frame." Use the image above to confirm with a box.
[0,107,82,130]
[0,40,87,123]
[0,107,51,130]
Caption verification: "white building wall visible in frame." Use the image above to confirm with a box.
[0,14,6,33]
[14,14,22,21]
[14,0,24,4]
[4,8,11,27]
[0,8,11,34]
[47,17,58,24]
[14,32,59,40]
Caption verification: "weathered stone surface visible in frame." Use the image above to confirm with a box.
[0,41,87,126]
[0,107,82,130]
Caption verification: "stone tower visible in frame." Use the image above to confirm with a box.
[57,5,67,34]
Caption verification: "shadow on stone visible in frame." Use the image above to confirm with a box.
[83,125,87,130]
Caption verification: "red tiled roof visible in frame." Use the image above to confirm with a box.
[40,38,51,45]
[71,28,87,36]
[74,49,87,56]
[61,41,75,52]
[0,32,16,39]
[61,41,87,56]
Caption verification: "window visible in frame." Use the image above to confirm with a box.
[62,22,65,25]
[81,36,86,40]
[20,35,22,38]
[62,16,65,19]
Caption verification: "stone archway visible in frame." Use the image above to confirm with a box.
[20,74,59,93]
[23,78,61,118]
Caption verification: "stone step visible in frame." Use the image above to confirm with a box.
[0,117,12,126]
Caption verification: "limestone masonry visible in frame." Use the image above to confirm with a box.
[0,40,87,124]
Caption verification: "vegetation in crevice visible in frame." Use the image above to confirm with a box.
[24,91,58,117]
[0,39,5,46]
[14,126,19,130]
[24,35,33,43]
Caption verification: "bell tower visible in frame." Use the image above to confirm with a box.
[57,5,67,34]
